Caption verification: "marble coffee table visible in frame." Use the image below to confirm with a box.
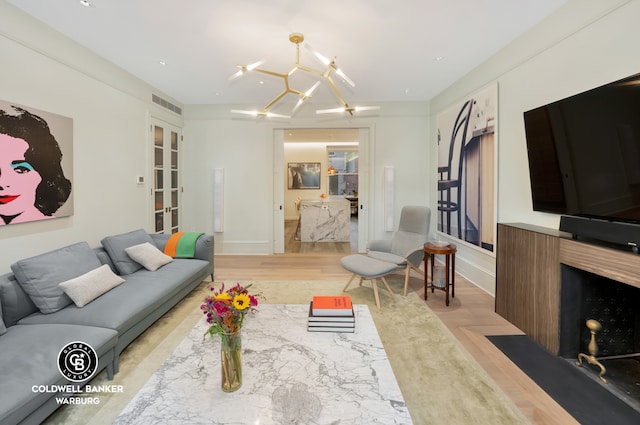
[114,304,412,424]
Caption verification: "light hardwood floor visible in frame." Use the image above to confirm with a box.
[215,253,578,425]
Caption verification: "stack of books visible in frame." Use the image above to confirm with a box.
[307,295,355,333]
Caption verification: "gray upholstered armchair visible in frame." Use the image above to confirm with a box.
[367,205,431,295]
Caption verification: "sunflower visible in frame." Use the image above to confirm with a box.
[215,292,232,302]
[232,293,251,310]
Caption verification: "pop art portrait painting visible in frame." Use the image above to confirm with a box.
[0,100,73,226]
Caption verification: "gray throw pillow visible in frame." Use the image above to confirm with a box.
[0,274,38,326]
[0,302,7,335]
[101,229,155,275]
[11,242,102,314]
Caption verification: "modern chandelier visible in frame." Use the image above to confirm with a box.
[229,33,379,119]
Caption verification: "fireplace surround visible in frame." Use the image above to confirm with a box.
[496,223,640,410]
[559,265,640,407]
[559,265,640,360]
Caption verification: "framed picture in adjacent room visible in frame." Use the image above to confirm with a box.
[288,162,321,189]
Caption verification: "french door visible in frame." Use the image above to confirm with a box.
[151,118,182,234]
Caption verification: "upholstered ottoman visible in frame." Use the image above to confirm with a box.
[340,254,400,308]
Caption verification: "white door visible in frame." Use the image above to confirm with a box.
[273,130,285,253]
[273,127,370,253]
[151,118,182,234]
[357,127,370,253]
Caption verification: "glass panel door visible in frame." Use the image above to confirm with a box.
[327,147,359,215]
[151,118,181,234]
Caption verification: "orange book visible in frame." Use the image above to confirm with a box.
[311,296,353,316]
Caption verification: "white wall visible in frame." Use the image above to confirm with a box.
[370,109,431,239]
[180,107,274,254]
[0,2,182,273]
[429,0,640,294]
[182,103,431,254]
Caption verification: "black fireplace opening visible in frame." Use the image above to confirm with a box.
[559,265,640,411]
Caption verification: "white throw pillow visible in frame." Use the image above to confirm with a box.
[125,242,173,271]
[59,264,126,308]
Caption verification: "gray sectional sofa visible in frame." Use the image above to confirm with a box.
[0,229,214,425]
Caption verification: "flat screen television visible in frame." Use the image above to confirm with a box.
[523,72,640,227]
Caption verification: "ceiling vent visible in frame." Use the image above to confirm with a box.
[152,94,182,115]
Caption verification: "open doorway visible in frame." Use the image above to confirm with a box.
[282,129,360,254]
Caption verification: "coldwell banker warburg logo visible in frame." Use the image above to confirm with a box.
[30,341,124,406]
[57,341,98,382]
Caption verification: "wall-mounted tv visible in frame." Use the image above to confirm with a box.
[523,72,640,226]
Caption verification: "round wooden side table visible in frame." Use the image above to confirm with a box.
[424,242,457,306]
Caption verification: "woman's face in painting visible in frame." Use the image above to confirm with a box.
[0,133,44,219]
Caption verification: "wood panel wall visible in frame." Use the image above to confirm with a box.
[496,223,562,354]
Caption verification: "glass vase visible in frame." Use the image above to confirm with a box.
[219,331,242,392]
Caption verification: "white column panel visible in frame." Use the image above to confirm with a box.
[213,168,224,232]
[384,166,395,231]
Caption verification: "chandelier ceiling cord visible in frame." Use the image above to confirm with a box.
[229,33,379,118]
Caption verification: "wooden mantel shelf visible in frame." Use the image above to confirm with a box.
[559,238,640,290]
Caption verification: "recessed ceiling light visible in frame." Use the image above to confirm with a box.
[79,0,93,7]
[159,61,166,66]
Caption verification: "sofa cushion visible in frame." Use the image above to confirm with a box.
[10,242,102,314]
[101,229,155,275]
[95,247,118,274]
[0,323,118,425]
[125,242,173,271]
[0,273,38,326]
[0,302,6,335]
[18,258,210,332]
[150,233,170,251]
[59,264,126,308]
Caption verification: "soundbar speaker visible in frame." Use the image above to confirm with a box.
[559,215,640,252]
